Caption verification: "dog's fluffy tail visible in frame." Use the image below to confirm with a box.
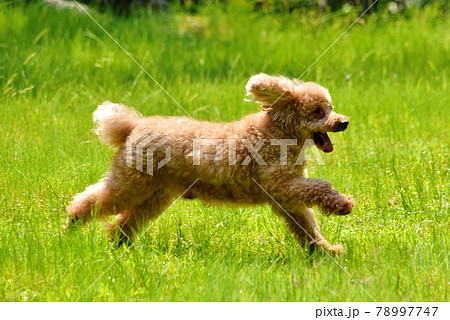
[93,101,142,149]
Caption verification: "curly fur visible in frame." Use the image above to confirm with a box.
[65,73,354,255]
[93,101,142,148]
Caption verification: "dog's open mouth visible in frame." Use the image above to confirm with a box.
[313,132,333,153]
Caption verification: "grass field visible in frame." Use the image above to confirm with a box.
[0,2,448,301]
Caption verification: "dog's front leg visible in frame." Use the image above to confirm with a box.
[271,206,343,255]
[268,177,354,216]
[264,177,354,254]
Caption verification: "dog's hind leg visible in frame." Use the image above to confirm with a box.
[272,205,343,255]
[107,190,175,246]
[65,177,115,230]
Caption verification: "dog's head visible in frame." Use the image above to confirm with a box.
[246,73,349,153]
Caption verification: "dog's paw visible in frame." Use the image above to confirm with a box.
[320,194,354,216]
[329,244,344,255]
[309,241,344,256]
[63,216,81,232]
[334,195,355,215]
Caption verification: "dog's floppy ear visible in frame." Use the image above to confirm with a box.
[245,73,295,109]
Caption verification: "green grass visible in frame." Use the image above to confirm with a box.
[0,2,448,301]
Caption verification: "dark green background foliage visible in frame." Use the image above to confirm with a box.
[21,0,450,14]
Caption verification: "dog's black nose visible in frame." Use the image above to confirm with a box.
[339,120,349,131]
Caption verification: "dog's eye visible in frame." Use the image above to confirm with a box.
[312,108,325,119]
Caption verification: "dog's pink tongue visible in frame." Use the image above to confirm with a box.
[314,132,333,153]
[321,133,333,153]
